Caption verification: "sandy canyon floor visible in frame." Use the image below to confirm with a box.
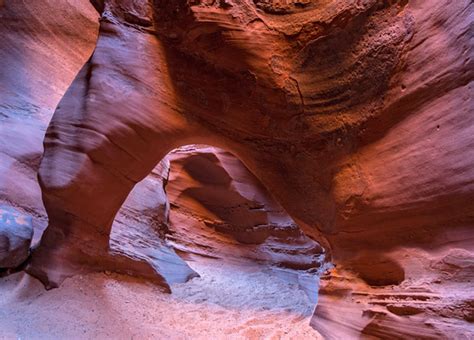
[0,256,322,339]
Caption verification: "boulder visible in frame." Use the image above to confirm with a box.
[0,206,33,269]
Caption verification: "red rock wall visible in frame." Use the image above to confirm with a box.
[1,0,473,337]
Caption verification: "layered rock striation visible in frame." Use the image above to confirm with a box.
[1,0,473,337]
[166,145,324,270]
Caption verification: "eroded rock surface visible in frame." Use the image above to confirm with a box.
[1,0,473,338]
[0,0,100,243]
[166,145,324,271]
[0,0,196,290]
[111,159,198,290]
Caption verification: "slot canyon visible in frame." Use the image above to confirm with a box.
[0,0,473,339]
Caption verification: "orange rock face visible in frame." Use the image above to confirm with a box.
[1,0,473,337]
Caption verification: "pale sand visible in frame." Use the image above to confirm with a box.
[0,256,322,340]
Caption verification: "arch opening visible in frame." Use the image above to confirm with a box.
[164,145,326,271]
[111,143,329,312]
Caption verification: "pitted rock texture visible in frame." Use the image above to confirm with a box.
[0,206,33,269]
[0,0,473,338]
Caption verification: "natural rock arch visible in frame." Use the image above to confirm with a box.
[27,0,343,286]
[22,0,474,337]
[100,143,326,294]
